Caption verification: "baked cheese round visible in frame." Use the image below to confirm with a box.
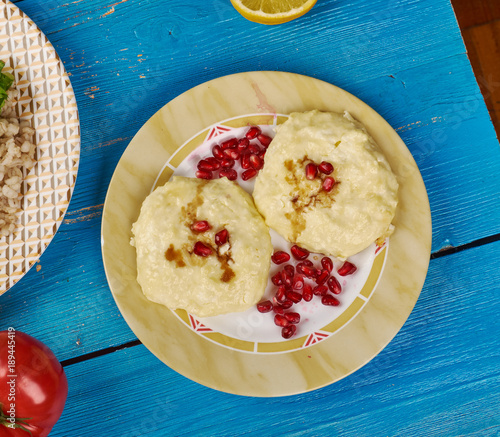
[253,110,398,259]
[131,176,272,317]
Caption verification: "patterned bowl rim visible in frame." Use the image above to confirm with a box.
[0,0,81,294]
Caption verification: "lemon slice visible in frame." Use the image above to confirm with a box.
[230,0,317,25]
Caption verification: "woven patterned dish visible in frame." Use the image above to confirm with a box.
[0,0,80,294]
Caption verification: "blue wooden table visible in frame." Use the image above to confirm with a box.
[1,0,499,435]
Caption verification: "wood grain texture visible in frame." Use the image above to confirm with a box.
[0,0,498,434]
[0,0,497,363]
[0,0,496,352]
[19,0,500,253]
[451,0,500,29]
[461,20,500,137]
[5,0,493,257]
[48,240,500,436]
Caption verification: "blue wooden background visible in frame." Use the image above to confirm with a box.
[1,0,499,435]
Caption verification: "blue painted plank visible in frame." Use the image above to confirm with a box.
[0,0,498,361]
[1,1,499,435]
[47,239,500,436]
[0,0,500,372]
[16,0,498,251]
[355,55,500,251]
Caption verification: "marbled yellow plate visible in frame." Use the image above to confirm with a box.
[101,71,432,396]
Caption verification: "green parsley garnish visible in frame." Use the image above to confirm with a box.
[0,60,14,111]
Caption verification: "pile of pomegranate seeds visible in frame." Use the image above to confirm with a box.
[195,126,272,182]
[257,245,357,339]
[191,220,230,257]
[305,160,336,192]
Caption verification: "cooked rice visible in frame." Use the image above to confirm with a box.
[0,85,36,237]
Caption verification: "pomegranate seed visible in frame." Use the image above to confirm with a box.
[284,264,295,276]
[292,274,304,290]
[302,259,314,267]
[212,145,224,160]
[241,152,251,169]
[242,168,258,181]
[316,269,329,285]
[321,257,333,273]
[229,149,240,160]
[305,163,317,180]
[290,245,309,260]
[273,305,284,314]
[271,251,290,264]
[322,294,340,306]
[322,177,335,192]
[297,263,316,278]
[302,283,313,302]
[281,324,297,339]
[318,161,334,174]
[312,285,328,296]
[221,138,238,149]
[197,159,215,171]
[327,276,342,294]
[281,269,293,287]
[195,170,212,180]
[219,168,237,180]
[249,154,264,170]
[220,158,235,168]
[275,285,287,303]
[286,290,302,304]
[223,148,240,160]
[256,300,273,313]
[338,261,357,276]
[191,220,211,233]
[271,272,283,286]
[280,299,293,309]
[248,143,261,154]
[284,312,300,324]
[214,229,229,246]
[193,241,212,257]
[205,157,221,169]
[257,134,272,147]
[237,137,250,151]
[258,149,266,159]
[274,314,290,327]
[246,126,261,139]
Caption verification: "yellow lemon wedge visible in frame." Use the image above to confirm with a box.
[230,0,317,25]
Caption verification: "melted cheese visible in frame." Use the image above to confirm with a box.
[253,110,398,258]
[131,177,272,317]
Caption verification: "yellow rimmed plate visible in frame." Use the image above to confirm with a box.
[101,71,431,396]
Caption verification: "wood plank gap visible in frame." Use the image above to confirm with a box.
[431,233,500,259]
[60,339,142,367]
[58,233,500,368]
